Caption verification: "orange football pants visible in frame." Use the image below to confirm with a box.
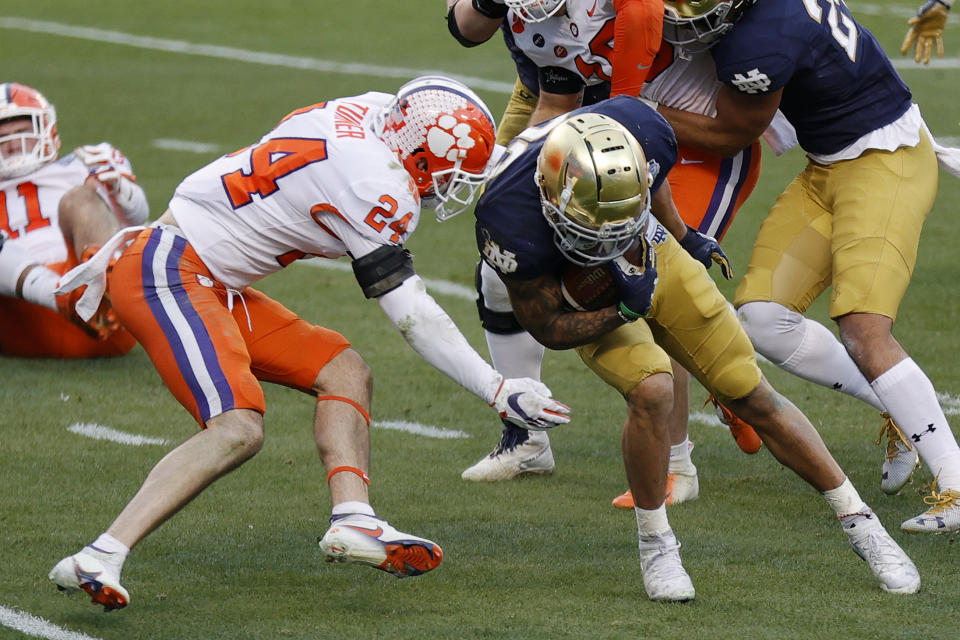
[668,140,762,242]
[108,226,350,426]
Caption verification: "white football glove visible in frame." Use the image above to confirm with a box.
[75,143,149,226]
[490,376,571,431]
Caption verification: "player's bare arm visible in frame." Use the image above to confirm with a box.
[649,180,687,241]
[659,86,782,157]
[503,273,623,350]
[448,0,503,45]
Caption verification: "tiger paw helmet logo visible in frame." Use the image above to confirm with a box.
[426,114,477,163]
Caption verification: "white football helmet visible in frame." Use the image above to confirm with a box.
[0,82,60,180]
[662,0,757,53]
[536,113,651,267]
[504,0,566,23]
[376,75,497,221]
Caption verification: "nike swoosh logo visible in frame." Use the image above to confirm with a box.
[680,158,704,165]
[586,0,598,16]
[507,393,531,420]
[345,524,384,537]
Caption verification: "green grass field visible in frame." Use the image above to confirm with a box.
[1,2,959,638]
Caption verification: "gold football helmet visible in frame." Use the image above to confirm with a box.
[662,0,756,53]
[536,112,650,266]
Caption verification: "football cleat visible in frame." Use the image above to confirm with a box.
[901,484,960,534]
[318,513,443,578]
[709,396,762,454]
[841,509,920,594]
[49,549,129,612]
[876,413,920,495]
[461,428,554,482]
[612,470,700,509]
[638,529,695,602]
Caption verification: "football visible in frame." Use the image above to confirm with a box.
[559,237,644,311]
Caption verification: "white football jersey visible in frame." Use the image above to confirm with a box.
[641,45,722,117]
[1,153,91,265]
[170,92,421,290]
[506,0,616,87]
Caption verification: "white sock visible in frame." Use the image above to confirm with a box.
[18,265,61,311]
[738,302,883,410]
[635,503,671,537]
[668,438,695,474]
[871,358,960,489]
[821,477,867,516]
[331,501,375,518]
[88,533,129,575]
[485,330,545,379]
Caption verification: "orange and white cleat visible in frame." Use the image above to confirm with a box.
[319,513,443,578]
[49,549,129,612]
[709,396,762,454]
[612,469,700,510]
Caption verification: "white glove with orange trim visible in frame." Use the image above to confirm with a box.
[490,376,571,430]
[75,143,150,226]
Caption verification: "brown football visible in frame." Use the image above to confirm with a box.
[559,237,643,311]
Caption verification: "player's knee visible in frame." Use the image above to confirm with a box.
[625,372,674,422]
[208,408,265,460]
[313,347,372,402]
[737,301,804,363]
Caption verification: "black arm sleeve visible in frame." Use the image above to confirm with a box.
[351,245,416,299]
[538,66,587,95]
[447,4,487,48]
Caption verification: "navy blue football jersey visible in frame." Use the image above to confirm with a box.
[711,0,912,155]
[475,95,677,281]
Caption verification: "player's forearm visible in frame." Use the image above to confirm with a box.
[448,0,503,46]
[377,275,502,403]
[610,0,663,97]
[658,105,754,157]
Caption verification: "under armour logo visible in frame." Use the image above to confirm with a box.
[910,424,937,443]
[731,68,772,94]
[483,239,518,273]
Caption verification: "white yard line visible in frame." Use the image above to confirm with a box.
[299,257,477,301]
[67,422,170,446]
[152,139,221,154]
[0,605,103,640]
[0,17,514,94]
[374,420,470,439]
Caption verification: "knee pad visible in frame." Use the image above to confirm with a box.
[736,301,805,364]
[475,261,523,334]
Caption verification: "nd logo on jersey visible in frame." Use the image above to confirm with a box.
[731,68,772,94]
[483,238,518,273]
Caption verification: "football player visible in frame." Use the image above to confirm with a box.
[0,82,146,357]
[659,0,960,532]
[448,0,766,505]
[475,102,920,600]
[48,76,569,611]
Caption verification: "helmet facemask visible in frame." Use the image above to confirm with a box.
[662,0,754,53]
[376,75,497,221]
[537,113,651,267]
[504,0,566,23]
[0,83,60,180]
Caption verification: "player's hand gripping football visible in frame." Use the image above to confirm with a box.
[679,225,732,279]
[901,0,950,64]
[607,236,658,320]
[491,376,571,431]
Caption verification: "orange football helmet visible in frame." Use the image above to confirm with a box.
[0,82,61,179]
[376,75,497,221]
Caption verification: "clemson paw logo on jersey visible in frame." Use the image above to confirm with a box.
[426,115,476,162]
